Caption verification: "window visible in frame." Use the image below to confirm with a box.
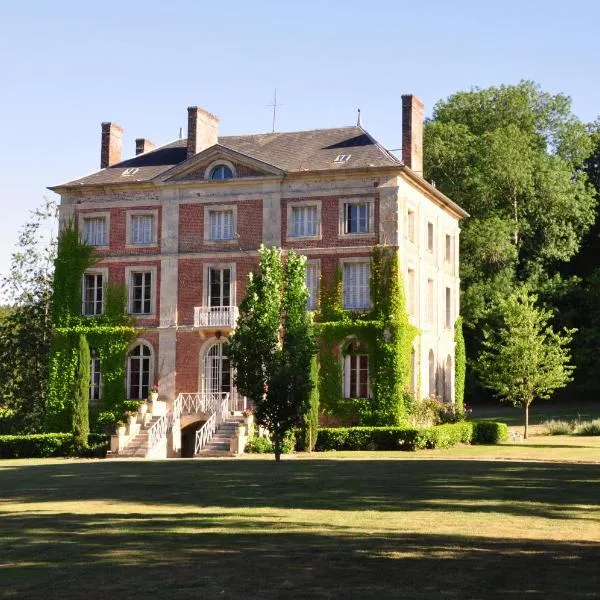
[343,261,370,309]
[407,268,415,315]
[82,273,104,316]
[427,222,434,252]
[306,262,320,310]
[84,217,107,246]
[127,343,152,400]
[344,201,371,234]
[89,352,101,404]
[130,272,152,315]
[131,215,154,245]
[291,205,318,237]
[445,286,452,329]
[344,341,369,398]
[445,234,452,262]
[209,209,234,241]
[427,278,434,323]
[209,164,234,180]
[428,350,436,397]
[208,267,231,308]
[407,209,416,243]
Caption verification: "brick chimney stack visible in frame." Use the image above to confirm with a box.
[401,94,424,176]
[100,122,123,169]
[187,107,219,158]
[135,138,156,156]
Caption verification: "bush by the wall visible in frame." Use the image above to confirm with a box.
[575,419,600,436]
[0,433,109,458]
[471,421,509,444]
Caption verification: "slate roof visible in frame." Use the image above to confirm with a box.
[52,126,401,188]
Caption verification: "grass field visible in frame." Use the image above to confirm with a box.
[2,432,600,599]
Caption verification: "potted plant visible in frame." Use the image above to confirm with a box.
[138,399,148,416]
[125,410,137,426]
[115,421,126,436]
[149,384,159,402]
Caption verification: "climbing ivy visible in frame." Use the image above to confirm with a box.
[45,225,137,432]
[454,316,466,409]
[315,246,418,426]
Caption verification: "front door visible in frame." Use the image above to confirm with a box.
[204,342,231,401]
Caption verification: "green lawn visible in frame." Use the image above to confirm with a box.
[2,442,600,599]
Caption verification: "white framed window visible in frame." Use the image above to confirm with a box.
[445,286,452,329]
[126,266,156,316]
[89,352,101,404]
[127,210,158,246]
[407,209,416,243]
[339,198,374,236]
[427,278,434,323]
[83,217,107,246]
[127,342,153,400]
[204,160,237,180]
[343,260,371,309]
[445,234,452,262]
[427,221,434,252]
[343,340,369,398]
[202,263,236,309]
[407,268,416,315]
[428,349,436,397]
[292,205,318,237]
[305,261,320,310]
[204,205,237,242]
[82,269,107,316]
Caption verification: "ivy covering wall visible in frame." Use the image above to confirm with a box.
[316,246,418,426]
[45,226,136,432]
[454,316,466,410]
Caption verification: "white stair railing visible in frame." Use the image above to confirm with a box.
[194,396,229,454]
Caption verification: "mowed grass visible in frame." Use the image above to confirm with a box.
[2,443,600,599]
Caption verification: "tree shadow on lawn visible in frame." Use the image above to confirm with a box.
[2,510,599,600]
[1,459,599,522]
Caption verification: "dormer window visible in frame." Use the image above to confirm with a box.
[209,164,233,180]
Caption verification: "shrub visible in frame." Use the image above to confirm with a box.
[407,395,468,426]
[543,419,575,435]
[0,433,110,458]
[245,436,273,453]
[471,421,509,444]
[575,419,600,436]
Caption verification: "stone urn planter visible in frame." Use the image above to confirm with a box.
[139,401,148,417]
[127,413,137,426]
[116,423,126,436]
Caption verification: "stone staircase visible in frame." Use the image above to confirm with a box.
[195,416,244,457]
[110,415,162,458]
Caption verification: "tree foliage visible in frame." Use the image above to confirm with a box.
[0,199,57,433]
[476,288,575,438]
[72,334,90,451]
[424,82,596,396]
[228,246,317,460]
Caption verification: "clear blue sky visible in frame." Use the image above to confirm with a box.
[1,0,598,279]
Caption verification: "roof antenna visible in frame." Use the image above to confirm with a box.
[266,89,282,133]
[357,108,361,127]
[179,127,183,139]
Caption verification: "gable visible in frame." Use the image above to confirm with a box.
[174,159,268,182]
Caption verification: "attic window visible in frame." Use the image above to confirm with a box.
[121,168,140,176]
[333,154,351,164]
[209,165,234,180]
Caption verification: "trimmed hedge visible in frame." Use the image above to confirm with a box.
[471,421,509,444]
[315,420,508,451]
[0,433,110,459]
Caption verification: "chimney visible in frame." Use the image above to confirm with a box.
[135,138,156,155]
[187,107,219,158]
[401,94,424,175]
[100,122,123,168]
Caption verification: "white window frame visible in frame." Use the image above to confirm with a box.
[343,340,370,399]
[445,233,452,263]
[338,198,375,237]
[202,262,237,308]
[427,221,434,253]
[286,200,321,240]
[427,277,435,324]
[126,209,158,247]
[79,211,110,247]
[445,286,452,329]
[81,267,108,316]
[203,160,237,180]
[204,204,238,243]
[89,354,102,405]
[126,266,157,317]
[407,267,416,316]
[341,258,371,310]
[407,208,416,243]
[305,259,320,310]
[126,340,154,401]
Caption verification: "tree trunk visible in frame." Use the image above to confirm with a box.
[524,404,529,439]
[273,431,281,462]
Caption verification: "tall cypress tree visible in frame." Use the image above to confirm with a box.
[72,334,90,452]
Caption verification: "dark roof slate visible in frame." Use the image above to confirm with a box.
[53,126,401,188]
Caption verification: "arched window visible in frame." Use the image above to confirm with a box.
[428,350,436,397]
[209,164,233,180]
[127,343,152,400]
[343,340,369,398]
[203,341,232,398]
